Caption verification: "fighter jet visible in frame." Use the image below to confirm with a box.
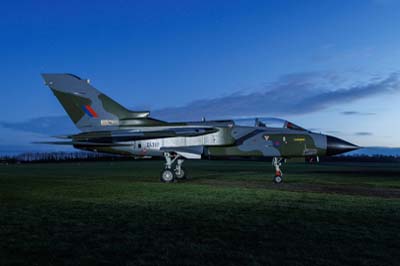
[40,74,360,183]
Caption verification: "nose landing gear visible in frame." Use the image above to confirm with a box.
[272,157,285,184]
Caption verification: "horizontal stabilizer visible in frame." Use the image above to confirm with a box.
[33,141,74,145]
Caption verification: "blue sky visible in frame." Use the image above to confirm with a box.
[1,0,400,153]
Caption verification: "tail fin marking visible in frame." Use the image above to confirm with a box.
[42,73,164,131]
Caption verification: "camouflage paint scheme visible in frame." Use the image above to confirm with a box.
[40,74,357,161]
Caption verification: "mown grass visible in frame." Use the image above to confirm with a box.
[0,160,400,266]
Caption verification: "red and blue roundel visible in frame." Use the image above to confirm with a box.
[82,105,99,118]
[273,140,281,147]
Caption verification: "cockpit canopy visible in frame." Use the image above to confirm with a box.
[234,117,306,131]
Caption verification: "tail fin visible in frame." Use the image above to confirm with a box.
[42,73,164,131]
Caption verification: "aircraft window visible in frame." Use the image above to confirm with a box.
[233,118,255,127]
[234,117,306,131]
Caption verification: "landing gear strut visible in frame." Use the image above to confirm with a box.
[272,157,285,184]
[160,152,187,183]
[174,158,187,180]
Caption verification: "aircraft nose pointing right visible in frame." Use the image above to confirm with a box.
[326,135,360,156]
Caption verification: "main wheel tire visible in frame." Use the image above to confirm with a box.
[174,167,187,180]
[273,175,283,184]
[160,169,175,183]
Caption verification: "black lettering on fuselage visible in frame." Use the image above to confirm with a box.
[146,142,160,148]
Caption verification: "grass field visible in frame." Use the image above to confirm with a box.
[1,160,400,266]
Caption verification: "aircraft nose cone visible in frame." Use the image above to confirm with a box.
[326,135,360,156]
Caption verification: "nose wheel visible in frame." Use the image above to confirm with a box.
[273,175,283,184]
[272,157,284,184]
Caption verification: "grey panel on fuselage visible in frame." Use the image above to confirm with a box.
[236,131,281,157]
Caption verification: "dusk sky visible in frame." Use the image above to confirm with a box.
[1,0,400,153]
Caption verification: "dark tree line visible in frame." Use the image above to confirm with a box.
[0,152,132,164]
[320,154,400,163]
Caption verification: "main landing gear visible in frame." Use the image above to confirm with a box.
[272,157,285,184]
[160,153,285,184]
[160,152,187,183]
